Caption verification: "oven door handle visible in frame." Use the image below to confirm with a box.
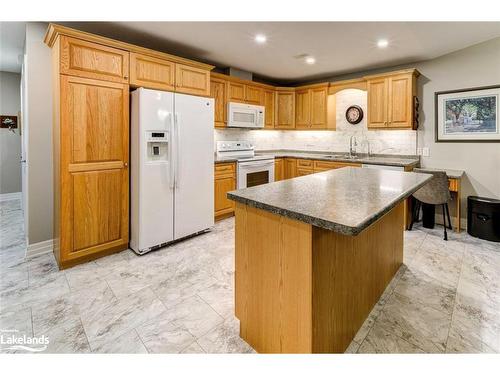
[239,161,275,169]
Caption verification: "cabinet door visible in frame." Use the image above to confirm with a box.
[60,76,129,261]
[210,77,228,128]
[228,82,246,102]
[175,64,210,96]
[60,36,129,83]
[129,53,175,91]
[284,158,297,179]
[310,87,328,129]
[275,91,295,129]
[295,89,311,129]
[274,158,284,181]
[367,78,388,128]
[214,176,236,218]
[388,74,412,128]
[245,85,263,105]
[263,89,275,129]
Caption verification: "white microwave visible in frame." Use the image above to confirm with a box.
[227,102,265,129]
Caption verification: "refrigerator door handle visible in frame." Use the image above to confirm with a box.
[168,112,175,189]
[174,113,180,189]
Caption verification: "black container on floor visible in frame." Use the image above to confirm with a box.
[467,196,500,242]
[422,203,436,229]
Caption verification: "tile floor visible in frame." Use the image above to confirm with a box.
[1,198,499,353]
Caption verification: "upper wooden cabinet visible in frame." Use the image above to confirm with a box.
[295,89,311,129]
[228,81,246,102]
[275,89,295,129]
[310,86,328,128]
[294,84,328,129]
[60,36,129,83]
[263,89,275,129]
[366,70,418,129]
[245,85,263,105]
[210,76,228,128]
[129,52,175,91]
[175,64,210,96]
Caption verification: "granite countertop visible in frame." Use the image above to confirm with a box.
[215,149,420,168]
[227,167,432,236]
[413,167,465,179]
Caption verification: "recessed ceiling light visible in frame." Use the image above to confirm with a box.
[305,56,316,65]
[377,39,389,48]
[254,34,267,44]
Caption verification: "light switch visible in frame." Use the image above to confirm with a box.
[422,147,430,157]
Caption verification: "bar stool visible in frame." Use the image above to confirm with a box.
[409,169,452,240]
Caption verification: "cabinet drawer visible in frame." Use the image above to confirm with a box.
[215,162,236,177]
[297,168,315,177]
[297,159,313,168]
[60,36,129,83]
[314,160,361,171]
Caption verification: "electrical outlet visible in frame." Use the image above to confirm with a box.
[417,148,422,155]
[422,147,430,157]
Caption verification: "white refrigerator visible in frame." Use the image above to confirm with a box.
[130,88,214,254]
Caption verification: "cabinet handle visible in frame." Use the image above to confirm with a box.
[124,162,128,168]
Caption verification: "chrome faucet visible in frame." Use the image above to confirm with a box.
[349,135,358,158]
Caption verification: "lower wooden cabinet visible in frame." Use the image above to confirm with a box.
[284,158,297,179]
[55,75,130,268]
[274,158,284,181]
[215,162,236,220]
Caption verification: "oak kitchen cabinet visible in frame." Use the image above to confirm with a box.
[210,76,228,128]
[214,162,237,220]
[295,84,329,129]
[274,158,284,181]
[46,23,214,268]
[129,52,175,91]
[263,89,275,129]
[284,158,297,179]
[275,88,296,129]
[54,74,130,268]
[366,69,419,130]
[60,35,130,83]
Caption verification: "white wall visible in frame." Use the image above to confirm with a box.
[215,89,417,155]
[0,72,22,194]
[24,22,52,245]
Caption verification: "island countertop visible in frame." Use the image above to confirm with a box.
[227,167,432,235]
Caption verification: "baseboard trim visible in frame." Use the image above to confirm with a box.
[27,239,54,258]
[0,192,21,202]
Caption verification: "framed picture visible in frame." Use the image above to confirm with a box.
[0,115,18,129]
[435,85,500,142]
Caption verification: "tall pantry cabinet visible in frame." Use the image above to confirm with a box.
[49,35,131,268]
[45,24,214,268]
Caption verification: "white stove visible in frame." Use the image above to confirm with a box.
[216,141,275,189]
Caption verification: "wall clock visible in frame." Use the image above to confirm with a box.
[345,105,363,125]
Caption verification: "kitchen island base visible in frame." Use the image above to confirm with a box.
[234,201,404,353]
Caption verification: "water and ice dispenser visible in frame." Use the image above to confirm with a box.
[145,131,168,162]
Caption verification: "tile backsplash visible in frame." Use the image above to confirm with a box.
[215,89,417,155]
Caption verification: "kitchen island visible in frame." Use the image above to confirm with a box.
[227,167,431,353]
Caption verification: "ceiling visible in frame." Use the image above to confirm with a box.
[2,22,500,81]
[62,22,500,84]
[0,22,26,73]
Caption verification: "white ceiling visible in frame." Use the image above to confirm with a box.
[63,22,500,83]
[0,22,26,73]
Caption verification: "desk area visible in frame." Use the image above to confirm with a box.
[421,167,465,232]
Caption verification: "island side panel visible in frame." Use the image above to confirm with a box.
[311,201,404,353]
[234,202,313,353]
